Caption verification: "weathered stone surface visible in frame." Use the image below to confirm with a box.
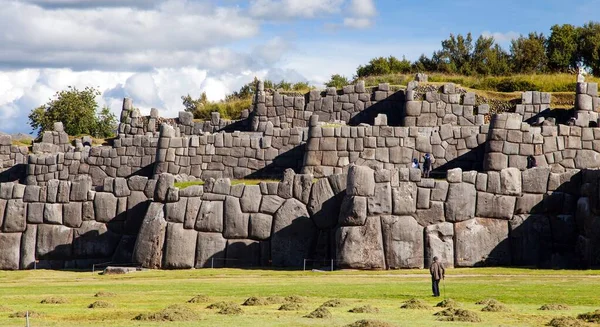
[249,213,272,240]
[259,195,285,214]
[20,224,37,269]
[125,191,149,234]
[226,239,260,267]
[445,183,476,222]
[272,198,316,267]
[521,167,550,194]
[165,198,188,223]
[223,196,249,239]
[500,168,522,195]
[347,165,375,196]
[0,232,21,270]
[184,197,201,229]
[127,176,148,192]
[416,201,445,226]
[195,201,223,232]
[73,221,120,258]
[36,224,73,260]
[476,192,516,220]
[293,174,313,204]
[277,169,294,199]
[515,194,544,214]
[392,182,417,215]
[113,178,131,197]
[338,196,367,226]
[195,232,227,268]
[308,178,338,229]
[425,222,454,268]
[3,199,27,232]
[454,218,510,267]
[154,174,175,202]
[336,216,385,269]
[94,193,118,223]
[510,214,552,267]
[163,223,197,269]
[381,215,424,269]
[132,203,167,269]
[368,183,392,215]
[63,202,83,228]
[43,203,63,225]
[24,185,41,202]
[240,185,261,213]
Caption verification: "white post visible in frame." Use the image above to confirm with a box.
[303,259,306,271]
[331,259,334,272]
[26,311,29,327]
[211,258,214,269]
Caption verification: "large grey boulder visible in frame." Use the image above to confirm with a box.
[392,182,417,215]
[0,232,21,270]
[510,214,552,267]
[240,185,261,213]
[154,173,175,202]
[425,222,454,268]
[226,239,260,267]
[132,203,167,269]
[307,178,338,229]
[259,195,285,214]
[454,218,510,267]
[381,215,424,269]
[271,198,317,267]
[195,201,224,232]
[347,165,375,196]
[223,196,249,239]
[43,203,63,225]
[184,197,202,229]
[26,202,44,224]
[165,198,188,223]
[36,224,73,260]
[3,199,27,232]
[94,192,118,223]
[195,232,227,268]
[277,169,294,199]
[445,183,476,222]
[416,201,445,226]
[125,191,149,234]
[113,178,131,197]
[522,167,550,194]
[336,216,385,269]
[293,174,313,204]
[249,213,272,240]
[73,221,120,258]
[500,168,522,195]
[476,192,516,220]
[368,183,392,215]
[163,223,197,269]
[63,202,83,228]
[20,224,37,269]
[338,196,367,226]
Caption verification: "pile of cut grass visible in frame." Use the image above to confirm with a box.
[481,299,509,312]
[285,295,307,303]
[206,301,235,310]
[345,319,395,327]
[577,309,600,323]
[304,307,332,319]
[94,291,116,298]
[40,296,68,304]
[218,303,243,315]
[436,298,459,308]
[9,311,45,318]
[400,298,429,309]
[540,304,571,311]
[475,298,497,305]
[279,303,304,311]
[322,299,346,308]
[349,305,379,313]
[548,317,586,327]
[242,296,270,306]
[88,301,114,309]
[187,294,210,303]
[133,304,198,321]
[434,308,482,322]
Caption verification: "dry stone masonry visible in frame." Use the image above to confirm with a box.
[1,75,600,270]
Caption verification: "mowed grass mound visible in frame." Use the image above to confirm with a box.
[40,296,68,304]
[349,305,379,313]
[88,301,114,309]
[435,308,481,322]
[400,298,429,309]
[133,304,198,321]
[577,309,600,323]
[548,317,587,327]
[345,319,396,327]
[540,304,571,311]
[304,307,332,319]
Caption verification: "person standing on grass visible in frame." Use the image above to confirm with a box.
[429,256,445,297]
[423,153,432,178]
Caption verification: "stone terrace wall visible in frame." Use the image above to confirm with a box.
[132,171,345,269]
[251,81,405,132]
[515,90,552,122]
[404,83,488,127]
[0,175,151,270]
[336,165,599,269]
[484,113,600,171]
[0,135,28,183]
[574,81,600,127]
[153,124,307,180]
[302,116,487,177]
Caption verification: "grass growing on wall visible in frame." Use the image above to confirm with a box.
[174,179,280,189]
[0,268,599,326]
[191,98,253,121]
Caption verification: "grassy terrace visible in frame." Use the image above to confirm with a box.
[0,268,599,326]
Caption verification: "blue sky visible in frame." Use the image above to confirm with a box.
[0,0,599,134]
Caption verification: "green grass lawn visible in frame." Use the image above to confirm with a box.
[0,268,598,326]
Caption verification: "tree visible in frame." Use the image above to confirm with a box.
[510,32,548,73]
[579,22,600,75]
[325,74,351,88]
[28,86,116,138]
[356,56,412,77]
[412,54,436,72]
[546,24,580,72]
[437,33,475,75]
[182,92,207,113]
[471,36,511,75]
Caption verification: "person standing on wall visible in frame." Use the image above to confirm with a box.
[429,256,445,297]
[423,153,432,178]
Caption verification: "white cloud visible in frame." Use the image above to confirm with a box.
[348,0,376,17]
[481,31,520,43]
[248,0,344,19]
[343,17,372,29]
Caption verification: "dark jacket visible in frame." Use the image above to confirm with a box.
[430,261,445,280]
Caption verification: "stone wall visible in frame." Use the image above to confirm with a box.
[302,116,487,177]
[251,81,405,131]
[0,135,28,183]
[574,82,600,127]
[515,91,552,122]
[153,124,307,180]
